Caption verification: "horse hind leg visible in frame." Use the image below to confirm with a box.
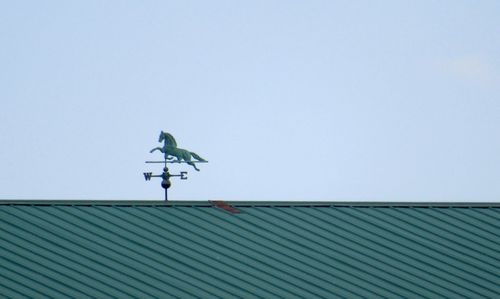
[188,162,200,171]
[181,151,200,171]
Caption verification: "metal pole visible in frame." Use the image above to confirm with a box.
[164,159,168,201]
[161,165,171,201]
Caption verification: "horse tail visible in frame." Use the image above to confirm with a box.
[190,152,207,162]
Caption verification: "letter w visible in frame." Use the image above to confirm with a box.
[143,172,153,181]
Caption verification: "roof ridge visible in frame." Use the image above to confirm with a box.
[0,200,499,208]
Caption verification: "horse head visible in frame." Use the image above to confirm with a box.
[158,131,178,148]
[159,131,166,143]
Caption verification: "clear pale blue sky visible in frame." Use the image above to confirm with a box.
[1,1,499,201]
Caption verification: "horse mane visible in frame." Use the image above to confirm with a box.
[160,131,177,147]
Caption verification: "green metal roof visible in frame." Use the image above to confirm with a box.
[1,201,499,298]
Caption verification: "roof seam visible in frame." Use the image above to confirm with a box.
[0,209,136,298]
[284,207,452,298]
[0,261,60,298]
[90,206,268,299]
[454,208,500,233]
[382,208,500,296]
[174,207,343,298]
[0,233,125,299]
[70,206,235,299]
[150,208,336,299]
[254,207,435,298]
[330,208,475,298]
[6,207,161,298]
[430,209,500,244]
[189,208,381,298]
[0,245,89,298]
[346,208,495,298]
[410,209,500,262]
[0,241,106,299]
[112,207,279,299]
[128,207,308,299]
[311,207,479,295]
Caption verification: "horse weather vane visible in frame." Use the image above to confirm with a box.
[144,131,207,200]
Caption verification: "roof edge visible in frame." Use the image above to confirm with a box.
[0,200,499,208]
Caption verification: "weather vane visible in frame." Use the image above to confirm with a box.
[143,131,207,200]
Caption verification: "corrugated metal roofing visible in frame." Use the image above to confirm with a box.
[1,201,499,298]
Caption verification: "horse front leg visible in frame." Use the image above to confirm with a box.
[150,147,163,153]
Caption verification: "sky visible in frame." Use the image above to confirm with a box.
[1,1,499,201]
